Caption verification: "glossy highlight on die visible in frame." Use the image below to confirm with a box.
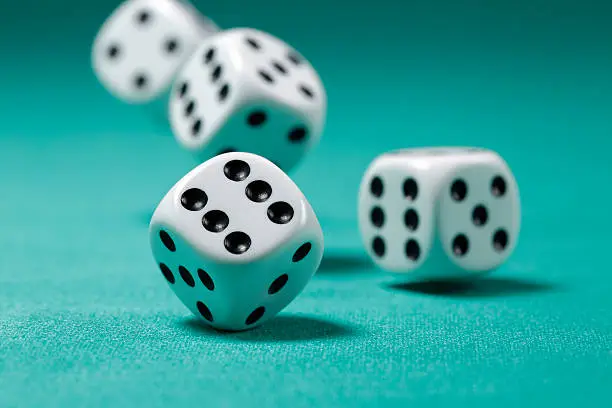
[149,152,324,331]
[5,0,608,404]
[90,2,523,333]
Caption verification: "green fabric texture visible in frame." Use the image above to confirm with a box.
[0,0,611,406]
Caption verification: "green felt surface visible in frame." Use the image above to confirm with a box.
[1,0,611,407]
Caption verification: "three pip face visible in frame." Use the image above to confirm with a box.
[93,1,522,331]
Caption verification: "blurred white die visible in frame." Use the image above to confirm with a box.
[358,147,521,281]
[169,28,327,172]
[92,0,219,103]
[149,152,324,331]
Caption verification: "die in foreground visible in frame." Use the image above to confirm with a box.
[358,147,521,281]
[169,27,327,173]
[149,152,324,331]
[92,0,219,104]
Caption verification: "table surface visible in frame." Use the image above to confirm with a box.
[1,1,611,407]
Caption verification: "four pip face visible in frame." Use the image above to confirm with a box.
[92,0,522,331]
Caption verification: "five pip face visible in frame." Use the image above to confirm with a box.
[92,2,522,331]
[149,152,324,332]
[358,147,521,281]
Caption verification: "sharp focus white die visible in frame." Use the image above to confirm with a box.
[149,152,324,331]
[168,28,327,173]
[358,147,521,281]
[92,0,219,103]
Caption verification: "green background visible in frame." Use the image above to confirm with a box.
[0,0,611,406]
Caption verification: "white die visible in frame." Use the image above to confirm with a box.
[358,147,521,281]
[92,0,219,103]
[168,28,327,172]
[149,152,324,331]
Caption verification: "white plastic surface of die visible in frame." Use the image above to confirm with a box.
[168,28,327,171]
[149,152,324,331]
[358,147,521,280]
[92,0,218,103]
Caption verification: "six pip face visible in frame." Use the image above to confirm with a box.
[90,4,523,329]
[357,148,521,281]
[168,28,327,172]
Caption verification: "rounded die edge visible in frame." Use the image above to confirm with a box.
[228,27,328,137]
[175,0,221,36]
[298,203,325,271]
[254,152,324,269]
[167,33,235,151]
[91,0,195,104]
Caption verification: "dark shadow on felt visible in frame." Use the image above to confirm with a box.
[179,314,357,342]
[386,277,560,298]
[317,251,373,273]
